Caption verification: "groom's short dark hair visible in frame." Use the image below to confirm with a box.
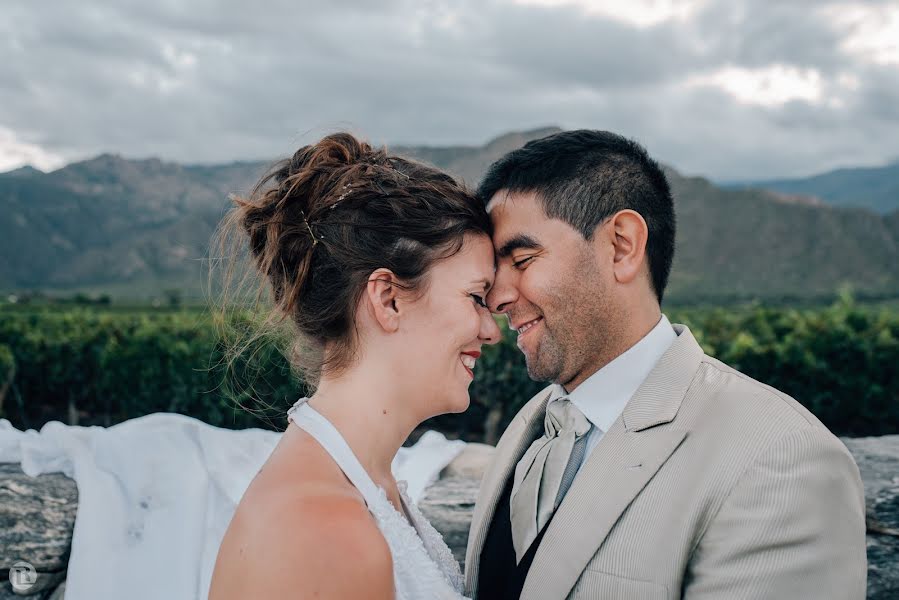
[477,129,676,303]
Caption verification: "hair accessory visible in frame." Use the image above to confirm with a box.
[332,183,352,209]
[388,158,410,179]
[299,210,319,247]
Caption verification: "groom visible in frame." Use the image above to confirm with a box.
[465,130,867,599]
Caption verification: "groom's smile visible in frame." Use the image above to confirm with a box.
[513,316,543,349]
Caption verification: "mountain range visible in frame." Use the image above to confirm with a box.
[727,162,899,214]
[2,127,898,304]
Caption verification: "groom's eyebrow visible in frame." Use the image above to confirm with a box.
[496,234,542,259]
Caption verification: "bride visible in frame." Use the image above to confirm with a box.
[208,132,500,599]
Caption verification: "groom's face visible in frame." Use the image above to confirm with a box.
[485,190,616,391]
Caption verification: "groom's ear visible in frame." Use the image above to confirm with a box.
[365,268,402,333]
[608,209,649,285]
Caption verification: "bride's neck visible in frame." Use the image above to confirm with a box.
[307,360,418,488]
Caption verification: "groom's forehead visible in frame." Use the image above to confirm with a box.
[487,189,550,245]
[486,189,548,223]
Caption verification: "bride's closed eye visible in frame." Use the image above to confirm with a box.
[471,294,488,308]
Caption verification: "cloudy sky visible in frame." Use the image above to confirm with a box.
[2,0,898,180]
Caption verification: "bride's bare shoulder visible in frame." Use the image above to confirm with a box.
[209,441,394,599]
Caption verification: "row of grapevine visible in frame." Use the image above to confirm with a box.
[1,297,896,438]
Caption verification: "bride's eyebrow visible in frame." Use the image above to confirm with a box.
[469,278,492,291]
[496,234,542,259]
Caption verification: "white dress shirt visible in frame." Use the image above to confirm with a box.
[545,313,677,474]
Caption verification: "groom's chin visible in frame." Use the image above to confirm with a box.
[523,351,562,384]
[524,357,550,383]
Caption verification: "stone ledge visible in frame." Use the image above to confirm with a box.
[2,437,898,598]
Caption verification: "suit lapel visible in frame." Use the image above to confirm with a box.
[520,324,704,600]
[464,388,552,596]
[520,425,687,599]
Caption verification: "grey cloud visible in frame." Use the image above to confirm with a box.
[692,0,850,70]
[1,0,897,180]
[457,3,708,90]
[855,67,899,123]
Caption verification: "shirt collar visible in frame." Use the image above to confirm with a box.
[547,314,677,433]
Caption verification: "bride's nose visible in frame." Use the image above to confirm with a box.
[479,310,502,345]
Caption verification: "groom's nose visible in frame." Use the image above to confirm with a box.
[486,267,518,314]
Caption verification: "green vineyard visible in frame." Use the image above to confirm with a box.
[1,295,897,439]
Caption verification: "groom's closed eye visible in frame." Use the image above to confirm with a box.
[513,256,535,269]
[496,234,543,260]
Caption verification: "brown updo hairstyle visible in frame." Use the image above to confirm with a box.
[209,132,491,409]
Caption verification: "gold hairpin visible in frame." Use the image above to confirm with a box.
[300,210,319,246]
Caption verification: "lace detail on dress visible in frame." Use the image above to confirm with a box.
[286,399,469,600]
[367,483,468,599]
[397,480,465,592]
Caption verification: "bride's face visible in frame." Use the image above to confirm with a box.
[401,233,501,417]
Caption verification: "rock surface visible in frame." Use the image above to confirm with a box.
[842,436,899,599]
[419,475,481,569]
[416,442,496,569]
[1,436,898,598]
[0,463,76,599]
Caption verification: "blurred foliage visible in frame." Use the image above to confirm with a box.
[0,344,13,380]
[1,295,897,439]
[0,342,15,417]
[0,306,299,431]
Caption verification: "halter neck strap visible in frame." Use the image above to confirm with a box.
[287,398,382,505]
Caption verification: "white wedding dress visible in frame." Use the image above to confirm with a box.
[287,397,470,600]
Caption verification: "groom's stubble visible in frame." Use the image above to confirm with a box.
[519,239,626,392]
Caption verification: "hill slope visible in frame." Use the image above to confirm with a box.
[730,162,899,214]
[667,172,898,301]
[2,130,898,303]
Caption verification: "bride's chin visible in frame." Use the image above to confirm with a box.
[447,392,471,414]
[430,392,469,417]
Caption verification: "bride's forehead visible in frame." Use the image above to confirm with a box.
[425,246,494,284]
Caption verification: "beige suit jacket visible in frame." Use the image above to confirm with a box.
[465,324,867,599]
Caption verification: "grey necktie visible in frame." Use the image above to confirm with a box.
[509,398,592,563]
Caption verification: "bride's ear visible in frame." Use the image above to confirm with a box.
[365,268,402,333]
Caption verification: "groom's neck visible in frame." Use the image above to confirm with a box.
[561,301,662,394]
